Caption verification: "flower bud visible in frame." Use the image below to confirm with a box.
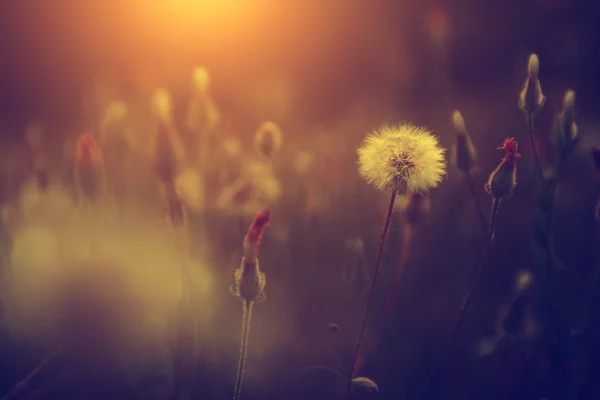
[233,257,266,303]
[254,122,283,159]
[451,110,478,173]
[518,54,546,114]
[486,138,520,200]
[232,210,270,303]
[351,377,379,399]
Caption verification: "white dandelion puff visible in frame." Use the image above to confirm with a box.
[357,124,446,194]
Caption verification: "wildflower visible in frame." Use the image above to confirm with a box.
[231,210,270,303]
[486,138,520,200]
[192,66,210,93]
[152,88,173,125]
[351,376,379,398]
[451,110,477,173]
[357,124,446,194]
[254,121,283,159]
[560,90,577,141]
[519,54,546,114]
[101,100,128,131]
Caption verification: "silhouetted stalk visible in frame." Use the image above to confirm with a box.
[465,170,489,232]
[173,227,192,398]
[348,190,397,389]
[1,345,63,400]
[527,112,544,182]
[415,198,500,400]
[233,301,254,400]
[357,224,414,372]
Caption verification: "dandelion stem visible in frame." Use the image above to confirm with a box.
[527,112,544,182]
[348,190,397,387]
[465,170,489,232]
[415,198,500,400]
[1,345,63,400]
[357,224,414,372]
[233,300,254,400]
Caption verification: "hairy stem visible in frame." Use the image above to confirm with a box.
[527,112,544,182]
[415,198,500,400]
[356,224,414,372]
[465,170,489,232]
[233,301,254,400]
[348,190,397,388]
[1,345,63,400]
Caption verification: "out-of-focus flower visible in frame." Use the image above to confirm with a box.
[152,89,173,125]
[357,124,446,194]
[486,138,520,200]
[519,54,546,114]
[293,151,315,176]
[451,110,478,173]
[477,269,537,357]
[101,101,128,133]
[186,67,220,146]
[175,168,205,212]
[216,160,281,216]
[254,121,283,160]
[192,66,210,93]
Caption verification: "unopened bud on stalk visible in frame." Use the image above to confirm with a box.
[451,111,478,174]
[515,269,534,293]
[519,54,546,114]
[254,122,283,159]
[232,210,270,303]
[486,138,520,200]
[560,89,577,141]
[152,88,173,125]
[351,377,379,399]
[192,67,210,93]
[451,110,467,134]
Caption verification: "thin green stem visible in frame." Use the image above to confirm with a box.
[348,190,398,389]
[233,301,254,400]
[415,198,500,400]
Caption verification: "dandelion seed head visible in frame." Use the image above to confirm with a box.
[357,125,446,194]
